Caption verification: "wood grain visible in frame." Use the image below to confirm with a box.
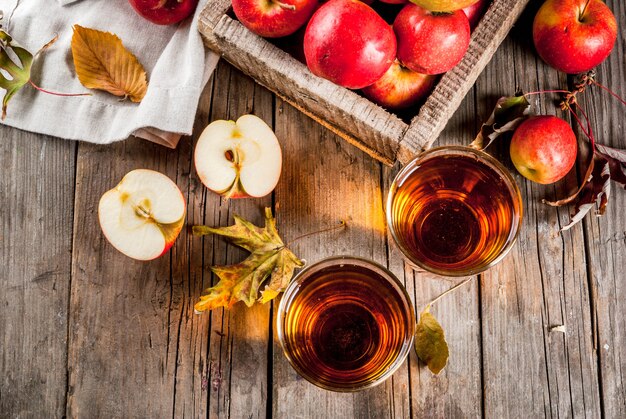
[477,4,600,417]
[580,1,626,416]
[271,97,401,418]
[0,128,76,418]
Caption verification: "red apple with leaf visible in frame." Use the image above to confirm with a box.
[232,0,319,38]
[394,4,470,75]
[304,0,396,89]
[533,0,617,74]
[510,115,578,184]
[362,60,437,110]
[128,0,199,25]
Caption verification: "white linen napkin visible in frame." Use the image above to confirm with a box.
[1,0,219,148]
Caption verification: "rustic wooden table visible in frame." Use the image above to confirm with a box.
[2,2,625,418]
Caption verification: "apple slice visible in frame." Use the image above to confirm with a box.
[194,114,282,199]
[98,169,186,261]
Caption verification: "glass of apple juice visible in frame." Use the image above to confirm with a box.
[386,146,523,277]
[276,256,415,392]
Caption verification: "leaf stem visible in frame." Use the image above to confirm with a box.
[28,80,91,97]
[427,277,474,309]
[592,80,626,107]
[523,90,572,97]
[286,220,346,247]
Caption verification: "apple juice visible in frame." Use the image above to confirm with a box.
[277,258,414,391]
[387,148,522,276]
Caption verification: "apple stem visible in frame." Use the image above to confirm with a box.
[28,79,91,98]
[273,0,296,11]
[285,220,346,247]
[579,0,592,21]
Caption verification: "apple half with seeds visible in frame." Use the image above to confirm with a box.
[194,114,282,199]
[98,169,186,261]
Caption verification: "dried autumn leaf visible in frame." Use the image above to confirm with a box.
[71,25,147,102]
[414,305,449,375]
[0,30,57,119]
[470,94,532,150]
[192,208,304,313]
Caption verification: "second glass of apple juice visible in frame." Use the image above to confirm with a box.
[277,256,415,392]
[387,146,523,277]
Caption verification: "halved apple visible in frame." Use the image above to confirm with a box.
[98,169,186,261]
[194,114,282,199]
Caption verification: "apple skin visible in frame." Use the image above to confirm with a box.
[233,0,319,38]
[304,0,396,89]
[510,116,578,185]
[463,0,489,29]
[362,60,437,110]
[394,4,470,75]
[533,0,617,74]
[378,0,407,5]
[128,0,199,25]
[408,0,479,12]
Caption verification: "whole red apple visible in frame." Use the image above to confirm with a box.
[304,0,396,89]
[463,0,489,29]
[533,0,617,74]
[128,0,199,25]
[394,4,470,75]
[362,60,437,110]
[510,115,578,184]
[233,0,319,38]
[409,0,479,12]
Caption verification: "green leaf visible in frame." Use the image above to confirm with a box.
[0,30,57,120]
[470,94,532,150]
[414,306,449,375]
[193,208,304,312]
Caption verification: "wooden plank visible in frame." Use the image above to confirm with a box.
[271,98,401,417]
[383,86,483,418]
[477,4,600,417]
[580,0,626,416]
[0,127,75,418]
[200,62,275,419]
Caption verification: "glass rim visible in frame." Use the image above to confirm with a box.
[276,255,416,392]
[386,145,524,277]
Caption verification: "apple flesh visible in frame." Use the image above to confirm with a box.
[533,0,617,74]
[408,0,479,12]
[510,115,578,185]
[128,0,199,25]
[232,0,319,38]
[394,4,470,75]
[99,169,186,260]
[362,60,437,110]
[304,0,396,89]
[194,114,282,199]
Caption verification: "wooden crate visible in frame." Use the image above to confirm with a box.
[198,0,529,165]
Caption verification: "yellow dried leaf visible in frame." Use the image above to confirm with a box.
[71,25,147,102]
[414,306,449,375]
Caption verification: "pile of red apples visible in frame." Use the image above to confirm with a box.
[233,0,489,111]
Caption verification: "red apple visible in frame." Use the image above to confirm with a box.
[362,60,437,110]
[463,0,489,29]
[304,0,396,89]
[128,0,199,25]
[99,169,186,260]
[394,4,470,75]
[378,0,407,5]
[533,0,617,74]
[409,0,479,12]
[232,0,319,38]
[510,115,578,184]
